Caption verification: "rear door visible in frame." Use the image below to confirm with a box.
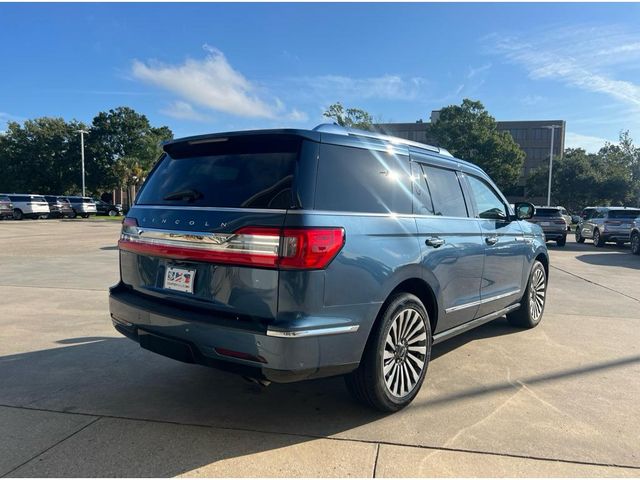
[412,154,485,332]
[120,134,312,324]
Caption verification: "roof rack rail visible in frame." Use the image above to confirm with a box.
[312,123,453,157]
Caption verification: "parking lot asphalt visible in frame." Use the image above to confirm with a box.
[1,219,639,477]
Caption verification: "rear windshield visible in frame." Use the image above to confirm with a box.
[137,135,300,209]
[81,198,94,203]
[609,209,640,219]
[535,208,561,217]
[31,196,46,202]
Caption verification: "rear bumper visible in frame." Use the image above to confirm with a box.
[541,228,566,241]
[602,230,632,242]
[109,284,361,383]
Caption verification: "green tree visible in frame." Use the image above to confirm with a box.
[323,102,374,130]
[86,107,173,194]
[0,117,86,194]
[428,99,525,191]
[526,148,601,212]
[526,131,640,211]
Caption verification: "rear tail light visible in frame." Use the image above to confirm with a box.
[118,218,345,270]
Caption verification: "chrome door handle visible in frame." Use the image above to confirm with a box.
[485,236,499,245]
[426,237,445,248]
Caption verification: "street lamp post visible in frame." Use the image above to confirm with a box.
[543,125,561,206]
[77,129,89,197]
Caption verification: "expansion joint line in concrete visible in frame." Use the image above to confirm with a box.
[1,404,639,473]
[0,416,102,478]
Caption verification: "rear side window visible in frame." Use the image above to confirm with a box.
[137,135,300,209]
[609,210,640,219]
[315,143,412,214]
[422,166,468,217]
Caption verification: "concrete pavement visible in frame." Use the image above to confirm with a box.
[0,219,639,477]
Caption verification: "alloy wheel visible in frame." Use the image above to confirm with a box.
[529,267,546,321]
[382,308,427,398]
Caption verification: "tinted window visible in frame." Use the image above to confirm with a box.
[609,209,640,219]
[422,166,468,217]
[9,196,24,202]
[411,162,434,215]
[0,195,10,202]
[535,208,562,217]
[31,196,46,202]
[138,135,300,209]
[315,143,412,214]
[467,176,507,219]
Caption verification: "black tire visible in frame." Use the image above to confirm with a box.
[69,210,77,219]
[507,260,547,329]
[631,232,640,255]
[108,209,117,217]
[344,293,431,412]
[556,236,566,247]
[575,228,585,243]
[13,208,23,220]
[81,213,89,219]
[593,229,605,248]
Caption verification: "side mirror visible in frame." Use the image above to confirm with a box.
[514,202,535,220]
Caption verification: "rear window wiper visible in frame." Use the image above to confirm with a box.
[163,189,203,202]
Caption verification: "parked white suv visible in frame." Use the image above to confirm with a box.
[3,194,50,220]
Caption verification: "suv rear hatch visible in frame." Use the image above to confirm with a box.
[118,133,340,329]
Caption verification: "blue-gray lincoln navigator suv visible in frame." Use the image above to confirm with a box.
[109,124,548,411]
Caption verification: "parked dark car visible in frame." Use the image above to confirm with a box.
[44,195,74,218]
[0,195,13,219]
[575,206,640,247]
[630,218,640,255]
[528,207,568,246]
[94,199,122,216]
[64,196,97,218]
[109,124,549,412]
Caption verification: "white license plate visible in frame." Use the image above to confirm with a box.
[540,222,550,227]
[164,266,196,293]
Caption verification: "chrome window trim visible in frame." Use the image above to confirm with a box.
[266,325,359,338]
[445,289,521,314]
[286,209,477,221]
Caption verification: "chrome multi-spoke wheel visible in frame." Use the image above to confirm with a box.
[345,293,431,412]
[528,267,546,322]
[507,260,547,329]
[382,308,428,398]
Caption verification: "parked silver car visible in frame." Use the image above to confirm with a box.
[575,207,640,247]
[528,206,568,247]
[64,196,97,218]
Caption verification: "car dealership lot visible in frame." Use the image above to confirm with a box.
[1,220,639,477]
